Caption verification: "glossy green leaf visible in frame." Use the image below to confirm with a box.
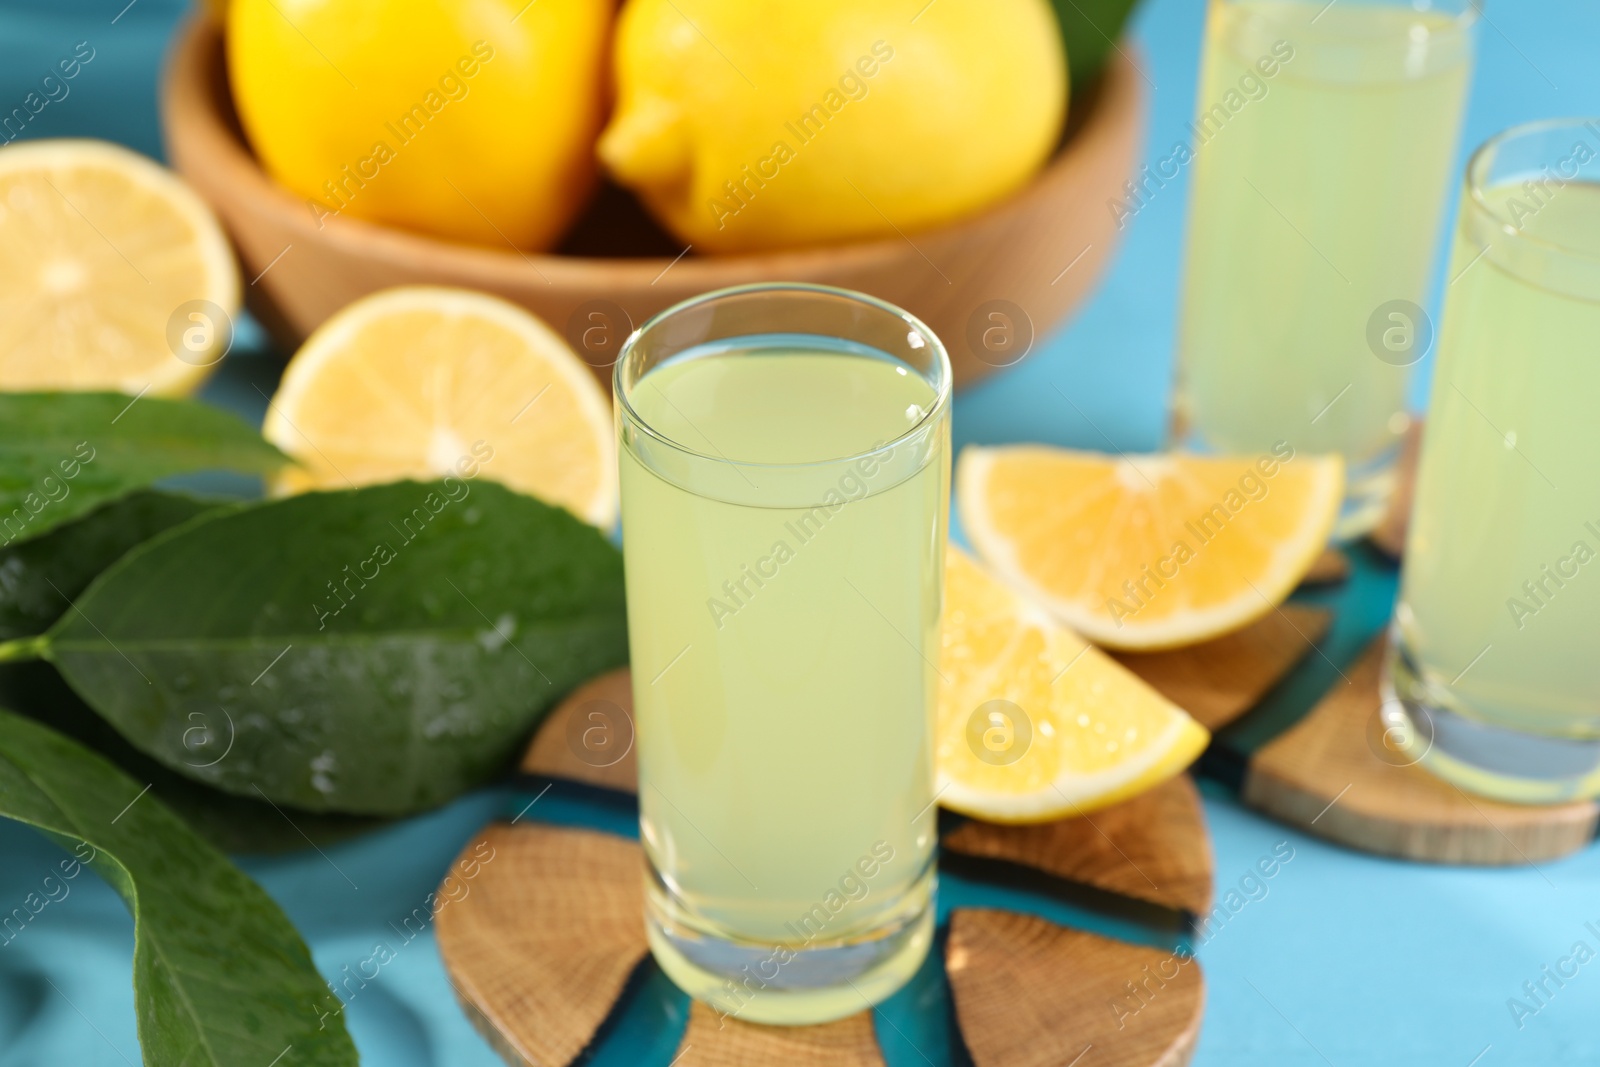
[18,480,628,814]
[0,392,287,547]
[0,708,356,1066]
[0,491,218,641]
[1051,0,1144,92]
[0,658,384,854]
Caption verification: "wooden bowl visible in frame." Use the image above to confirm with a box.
[160,16,1144,389]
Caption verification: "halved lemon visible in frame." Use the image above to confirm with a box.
[0,139,238,394]
[958,444,1343,651]
[937,548,1208,823]
[264,287,617,527]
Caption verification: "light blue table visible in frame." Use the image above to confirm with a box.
[2,1,1599,1064]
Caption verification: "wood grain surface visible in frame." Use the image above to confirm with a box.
[1242,639,1599,864]
[438,822,1210,1066]
[1114,605,1331,732]
[1301,547,1351,586]
[942,775,1213,917]
[434,824,648,1067]
[520,668,638,792]
[947,909,1202,1067]
[672,1002,885,1067]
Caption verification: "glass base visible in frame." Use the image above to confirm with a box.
[1383,636,1600,803]
[644,865,935,1026]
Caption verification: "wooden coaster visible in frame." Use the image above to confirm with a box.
[941,775,1212,918]
[1241,639,1600,864]
[437,821,1206,1067]
[436,824,897,1067]
[673,1003,884,1067]
[520,668,637,791]
[1301,547,1351,586]
[444,669,1213,1065]
[433,824,647,1067]
[947,909,1203,1067]
[1114,605,1331,732]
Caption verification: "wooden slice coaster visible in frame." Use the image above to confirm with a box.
[447,666,1216,1065]
[1240,639,1600,864]
[1113,605,1331,732]
[433,824,647,1067]
[1301,547,1351,586]
[941,775,1212,919]
[672,1002,884,1067]
[435,823,896,1067]
[436,821,1207,1067]
[947,909,1203,1067]
[520,668,637,791]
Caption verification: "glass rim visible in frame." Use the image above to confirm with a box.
[1212,0,1480,31]
[613,282,953,473]
[1464,115,1600,263]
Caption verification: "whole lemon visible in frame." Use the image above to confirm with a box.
[598,0,1066,254]
[227,0,612,250]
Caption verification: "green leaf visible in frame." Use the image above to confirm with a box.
[0,392,287,547]
[25,480,628,814]
[0,708,356,1067]
[1051,0,1144,92]
[0,658,385,854]
[0,491,218,642]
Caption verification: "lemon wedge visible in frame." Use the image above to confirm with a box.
[937,548,1209,823]
[958,444,1343,650]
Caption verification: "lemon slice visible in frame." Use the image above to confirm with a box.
[937,548,1208,823]
[264,286,617,527]
[0,138,238,394]
[958,444,1344,651]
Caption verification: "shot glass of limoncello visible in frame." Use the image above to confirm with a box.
[1175,0,1476,538]
[1386,118,1600,802]
[614,284,951,1024]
